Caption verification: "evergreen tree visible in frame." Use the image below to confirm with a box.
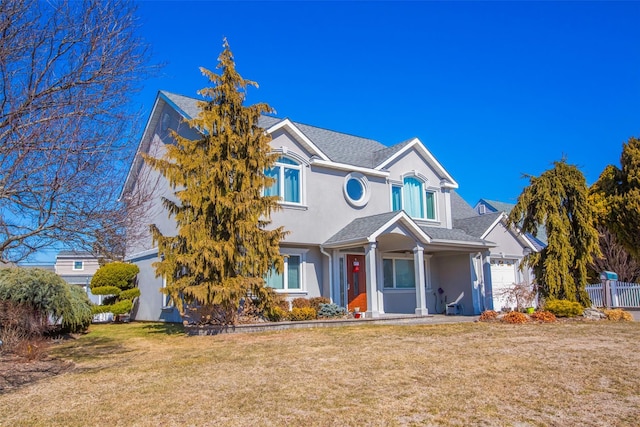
[145,39,286,325]
[507,159,599,305]
[591,136,640,259]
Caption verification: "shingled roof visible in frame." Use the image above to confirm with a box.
[161,91,390,168]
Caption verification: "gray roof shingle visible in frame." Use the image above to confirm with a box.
[159,91,396,168]
[450,191,480,220]
[453,212,503,238]
[324,212,400,245]
[419,226,491,244]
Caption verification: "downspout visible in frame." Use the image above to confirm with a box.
[319,245,333,304]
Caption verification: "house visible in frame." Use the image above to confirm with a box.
[122,91,536,321]
[54,251,101,303]
[455,198,539,311]
[474,198,547,249]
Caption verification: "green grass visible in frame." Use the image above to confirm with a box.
[1,321,639,426]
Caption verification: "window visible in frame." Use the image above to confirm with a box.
[265,255,302,291]
[343,172,370,207]
[73,261,84,270]
[383,258,415,288]
[265,157,301,204]
[391,177,437,220]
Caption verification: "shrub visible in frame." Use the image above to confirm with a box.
[530,310,557,323]
[90,286,122,296]
[501,311,529,324]
[90,262,139,290]
[604,309,634,322]
[317,303,347,318]
[109,299,133,316]
[265,305,288,322]
[119,288,141,300]
[544,299,583,317]
[0,300,49,355]
[90,262,141,320]
[288,307,316,321]
[291,298,311,309]
[0,267,92,334]
[479,310,498,321]
[309,297,331,312]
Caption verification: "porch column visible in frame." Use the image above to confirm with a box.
[365,242,380,318]
[414,244,428,316]
[482,251,493,311]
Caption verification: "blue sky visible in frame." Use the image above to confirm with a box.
[134,0,639,206]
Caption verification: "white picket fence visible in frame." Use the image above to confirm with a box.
[586,281,640,308]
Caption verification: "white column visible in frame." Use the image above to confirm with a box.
[375,250,385,314]
[424,254,433,312]
[414,244,428,315]
[483,251,493,311]
[365,242,380,318]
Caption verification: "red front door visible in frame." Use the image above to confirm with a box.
[347,254,367,311]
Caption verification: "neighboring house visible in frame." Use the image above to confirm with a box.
[474,199,547,249]
[54,251,101,304]
[456,197,539,311]
[122,91,535,321]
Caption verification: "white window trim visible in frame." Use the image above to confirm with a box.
[424,186,439,222]
[382,255,416,289]
[270,248,308,293]
[161,276,174,309]
[73,261,84,271]
[390,175,440,222]
[266,154,307,207]
[343,172,370,207]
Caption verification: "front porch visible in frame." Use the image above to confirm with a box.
[322,211,496,318]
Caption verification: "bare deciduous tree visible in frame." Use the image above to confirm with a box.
[0,0,153,262]
[590,226,640,283]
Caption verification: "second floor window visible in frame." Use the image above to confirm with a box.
[392,177,437,220]
[264,157,301,203]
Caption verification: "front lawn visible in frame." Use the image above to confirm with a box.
[1,321,638,426]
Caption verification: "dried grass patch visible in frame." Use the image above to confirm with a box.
[0,322,639,426]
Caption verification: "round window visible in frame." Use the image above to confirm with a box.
[343,173,370,207]
[346,178,364,201]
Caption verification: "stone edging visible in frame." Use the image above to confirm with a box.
[184,314,445,335]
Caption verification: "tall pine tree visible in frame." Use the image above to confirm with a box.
[591,136,640,260]
[145,39,286,325]
[507,159,599,305]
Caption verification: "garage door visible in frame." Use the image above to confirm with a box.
[490,259,517,311]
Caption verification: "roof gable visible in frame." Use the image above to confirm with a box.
[375,138,458,188]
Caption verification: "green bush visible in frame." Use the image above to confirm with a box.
[108,299,133,315]
[91,304,112,315]
[90,262,139,290]
[90,286,121,296]
[288,307,316,321]
[317,303,346,318]
[544,299,583,317]
[119,288,141,300]
[291,298,311,309]
[0,267,92,333]
[309,297,331,312]
[61,284,93,333]
[90,262,140,320]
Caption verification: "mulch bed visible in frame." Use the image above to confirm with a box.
[0,355,73,394]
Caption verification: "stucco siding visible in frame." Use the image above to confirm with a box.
[384,149,447,227]
[485,224,526,258]
[432,254,474,315]
[382,290,415,314]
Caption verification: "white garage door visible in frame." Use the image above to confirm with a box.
[490,259,517,311]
